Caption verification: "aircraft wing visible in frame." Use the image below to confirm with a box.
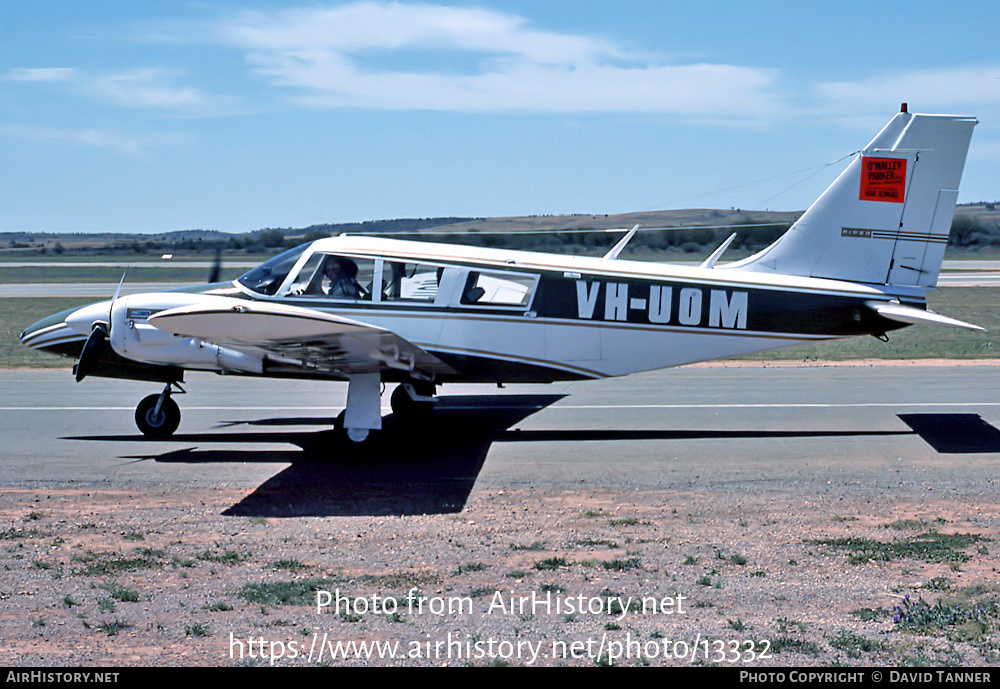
[147,297,457,377]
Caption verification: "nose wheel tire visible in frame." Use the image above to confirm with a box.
[135,394,181,438]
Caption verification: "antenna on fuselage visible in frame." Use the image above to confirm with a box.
[602,225,640,260]
[699,232,738,269]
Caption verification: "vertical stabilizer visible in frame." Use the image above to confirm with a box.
[725,109,976,287]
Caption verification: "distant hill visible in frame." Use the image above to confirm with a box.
[1,203,997,259]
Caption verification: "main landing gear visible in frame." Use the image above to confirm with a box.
[335,377,438,444]
[390,382,437,423]
[130,377,438,443]
[135,383,183,438]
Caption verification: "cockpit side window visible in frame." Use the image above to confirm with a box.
[237,244,309,296]
[287,253,377,301]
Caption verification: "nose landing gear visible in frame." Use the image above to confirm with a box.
[135,383,183,438]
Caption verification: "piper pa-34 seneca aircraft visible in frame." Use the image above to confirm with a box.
[21,106,980,442]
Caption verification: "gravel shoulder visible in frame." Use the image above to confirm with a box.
[3,481,999,667]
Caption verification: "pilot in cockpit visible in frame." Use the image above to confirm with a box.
[319,257,361,298]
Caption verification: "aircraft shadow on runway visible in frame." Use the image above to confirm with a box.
[65,396,980,518]
[898,413,1000,453]
[67,395,564,518]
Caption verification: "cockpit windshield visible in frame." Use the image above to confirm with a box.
[237,243,309,295]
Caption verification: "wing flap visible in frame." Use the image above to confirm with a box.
[147,297,457,376]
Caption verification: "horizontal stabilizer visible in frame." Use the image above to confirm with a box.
[866,301,984,331]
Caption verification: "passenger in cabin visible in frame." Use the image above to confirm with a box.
[462,272,485,304]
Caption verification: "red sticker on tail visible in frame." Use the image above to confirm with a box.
[859,156,906,203]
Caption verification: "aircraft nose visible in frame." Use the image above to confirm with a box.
[19,303,104,354]
[19,318,46,345]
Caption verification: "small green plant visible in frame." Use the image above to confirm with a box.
[102,581,139,602]
[533,557,566,571]
[776,617,808,634]
[892,591,1000,642]
[203,601,233,612]
[453,563,484,575]
[185,623,210,637]
[197,549,245,565]
[72,550,162,576]
[271,559,308,572]
[925,577,951,590]
[570,538,618,548]
[609,517,639,527]
[828,629,882,658]
[511,541,547,551]
[239,578,340,607]
[99,620,129,636]
[770,637,821,656]
[602,557,641,571]
[809,531,986,565]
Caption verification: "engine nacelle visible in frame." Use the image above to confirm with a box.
[107,293,264,374]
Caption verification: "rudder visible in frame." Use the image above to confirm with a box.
[725,107,976,287]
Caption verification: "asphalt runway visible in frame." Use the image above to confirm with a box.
[3,365,1000,514]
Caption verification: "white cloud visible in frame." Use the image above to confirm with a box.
[0,124,147,156]
[7,68,78,82]
[217,2,783,117]
[86,69,212,110]
[813,65,1000,119]
[9,65,233,115]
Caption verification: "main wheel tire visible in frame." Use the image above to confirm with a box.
[390,384,435,423]
[135,394,181,438]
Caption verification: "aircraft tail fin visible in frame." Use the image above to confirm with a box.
[724,107,976,288]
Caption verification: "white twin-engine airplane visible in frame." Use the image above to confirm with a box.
[21,107,980,442]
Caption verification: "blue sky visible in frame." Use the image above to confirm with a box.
[2,0,998,234]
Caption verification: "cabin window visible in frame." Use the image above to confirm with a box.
[287,253,377,301]
[383,262,441,303]
[460,269,537,308]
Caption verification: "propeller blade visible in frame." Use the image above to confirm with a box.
[75,324,107,383]
[208,249,222,283]
[111,268,128,305]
